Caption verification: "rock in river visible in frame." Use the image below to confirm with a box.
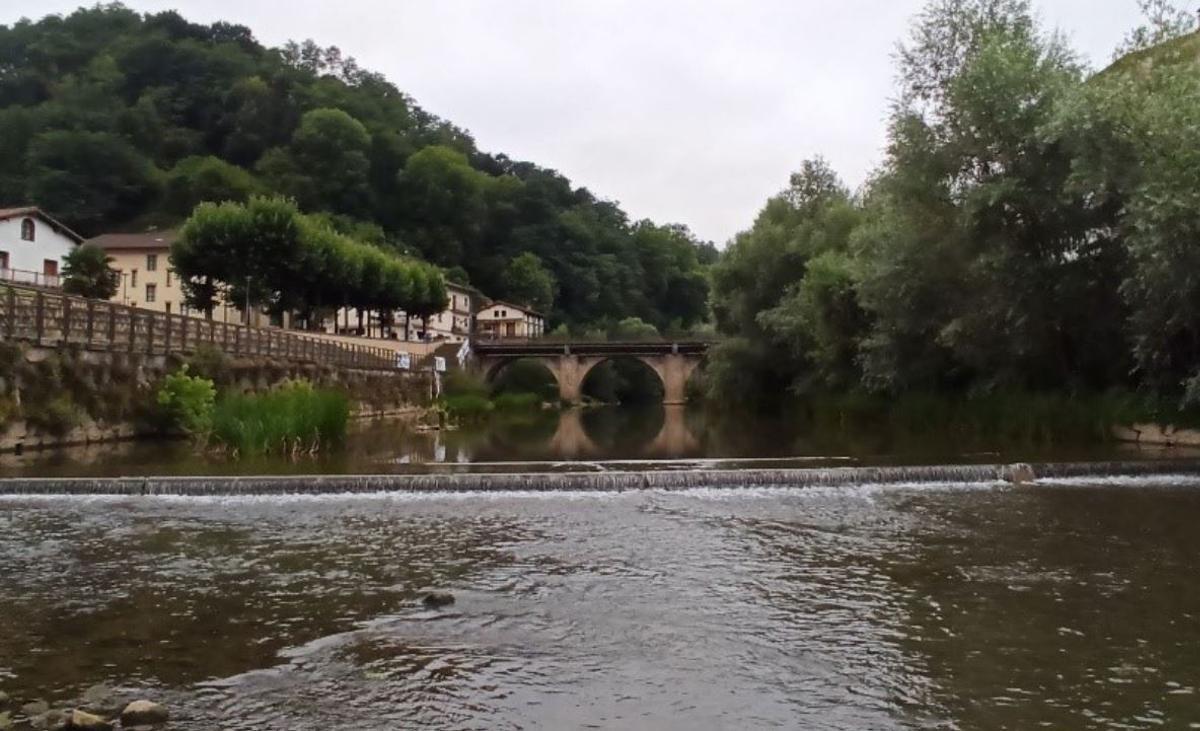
[28,709,64,730]
[65,708,112,730]
[119,700,168,726]
[21,700,49,716]
[422,592,456,608]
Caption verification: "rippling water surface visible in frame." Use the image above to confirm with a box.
[2,479,1200,729]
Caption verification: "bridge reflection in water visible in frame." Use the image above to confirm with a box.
[425,405,703,465]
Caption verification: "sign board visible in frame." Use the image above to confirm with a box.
[434,356,447,373]
[395,352,412,370]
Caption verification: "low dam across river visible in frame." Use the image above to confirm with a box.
[3,459,1199,496]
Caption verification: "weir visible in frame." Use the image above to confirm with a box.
[1,461,1198,496]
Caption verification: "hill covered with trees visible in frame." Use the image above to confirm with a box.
[708,0,1200,412]
[0,4,714,331]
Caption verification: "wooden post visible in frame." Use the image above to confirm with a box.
[4,287,14,339]
[164,311,172,353]
[86,300,95,347]
[146,313,155,354]
[34,290,44,345]
[62,297,71,343]
[129,311,137,352]
[108,303,116,349]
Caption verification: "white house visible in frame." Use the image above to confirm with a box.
[476,301,545,340]
[0,207,82,288]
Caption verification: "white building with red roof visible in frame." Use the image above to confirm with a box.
[0,206,82,288]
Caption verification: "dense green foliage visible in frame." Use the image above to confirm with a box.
[174,196,447,328]
[0,5,713,329]
[709,0,1200,414]
[211,380,349,456]
[61,244,119,299]
[156,365,216,436]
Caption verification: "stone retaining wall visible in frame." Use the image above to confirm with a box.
[0,342,433,453]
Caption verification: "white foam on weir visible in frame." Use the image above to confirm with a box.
[1,460,1199,497]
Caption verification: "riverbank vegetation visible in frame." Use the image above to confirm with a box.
[440,368,552,422]
[0,4,713,331]
[157,368,349,457]
[707,0,1200,426]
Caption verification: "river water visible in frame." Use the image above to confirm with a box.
[2,475,1200,729]
[0,405,1189,477]
[2,408,1200,728]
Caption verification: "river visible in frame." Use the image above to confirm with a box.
[2,408,1199,729]
[0,405,1189,477]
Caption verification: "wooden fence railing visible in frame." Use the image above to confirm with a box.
[0,284,422,372]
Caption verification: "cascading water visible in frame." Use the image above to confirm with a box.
[2,460,1199,496]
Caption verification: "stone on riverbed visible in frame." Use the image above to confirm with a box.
[21,700,50,716]
[0,710,11,731]
[65,708,112,731]
[119,700,168,726]
[27,709,64,730]
[422,592,455,608]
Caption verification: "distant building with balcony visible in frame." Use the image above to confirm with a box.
[476,301,545,340]
[0,206,82,288]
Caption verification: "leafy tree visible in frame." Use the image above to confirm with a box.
[163,155,261,215]
[25,130,161,235]
[1114,0,1197,58]
[62,244,119,300]
[502,252,556,312]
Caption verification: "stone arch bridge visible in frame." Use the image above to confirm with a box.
[471,340,709,405]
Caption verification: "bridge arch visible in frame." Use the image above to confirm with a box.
[472,341,709,405]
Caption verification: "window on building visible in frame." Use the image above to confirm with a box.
[146,283,157,303]
[165,302,172,314]
[131,269,138,287]
[0,251,8,271]
[166,268,173,286]
[20,219,34,241]
[43,259,57,278]
[147,254,157,271]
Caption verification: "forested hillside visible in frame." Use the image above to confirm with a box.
[708,0,1200,409]
[0,4,714,330]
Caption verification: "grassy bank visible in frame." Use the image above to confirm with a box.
[158,369,350,457]
[212,382,349,457]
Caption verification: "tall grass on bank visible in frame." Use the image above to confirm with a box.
[211,381,349,457]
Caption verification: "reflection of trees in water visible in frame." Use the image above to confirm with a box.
[582,405,666,452]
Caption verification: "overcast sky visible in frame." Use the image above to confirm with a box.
[2,1,1146,244]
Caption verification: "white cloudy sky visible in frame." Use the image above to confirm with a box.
[2,1,1146,244]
